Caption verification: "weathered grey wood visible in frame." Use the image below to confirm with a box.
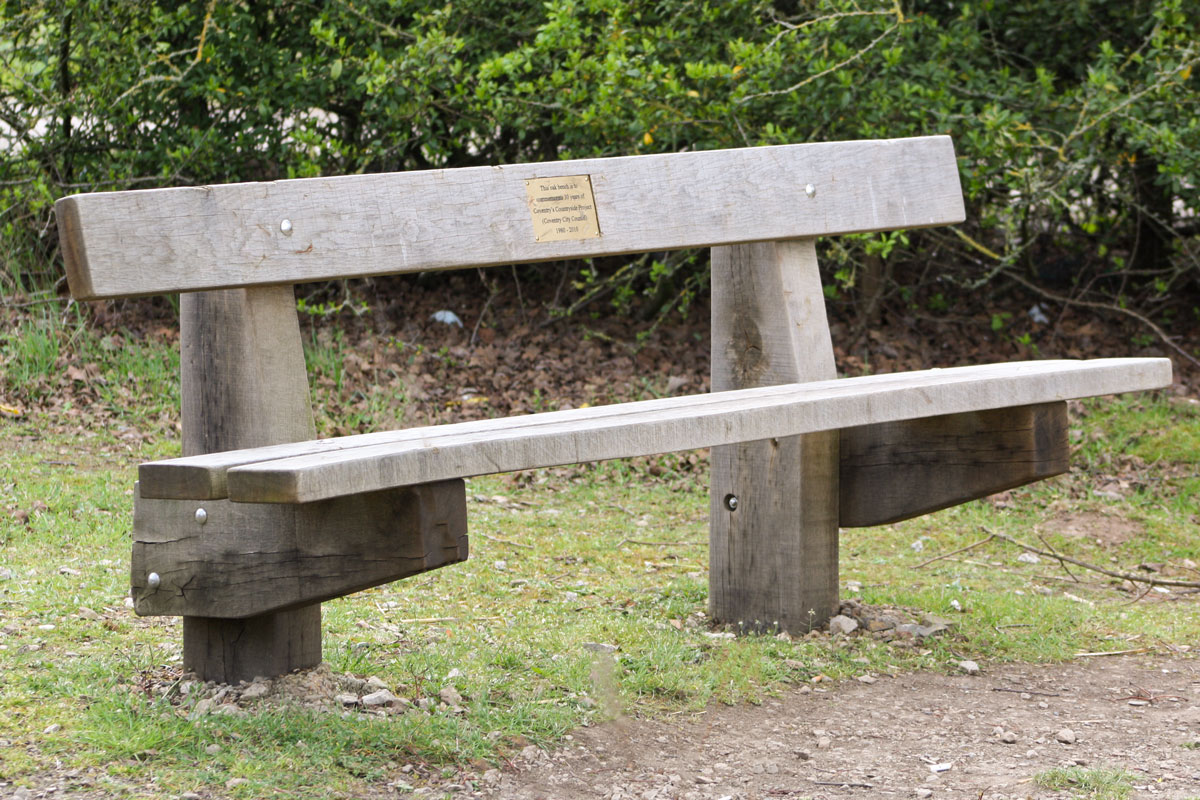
[136,357,1172,505]
[839,402,1069,527]
[709,239,840,633]
[132,480,467,617]
[56,137,965,299]
[179,286,322,683]
[181,288,316,456]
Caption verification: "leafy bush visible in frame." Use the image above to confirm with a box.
[2,1,1196,350]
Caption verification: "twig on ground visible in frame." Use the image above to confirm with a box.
[914,533,995,568]
[1075,647,1154,657]
[991,687,1062,697]
[1036,532,1080,582]
[477,531,533,549]
[1109,686,1186,702]
[985,527,1200,589]
[1123,582,1156,605]
[395,616,503,624]
[616,539,705,548]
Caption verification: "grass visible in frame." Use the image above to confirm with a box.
[2,323,1199,797]
[1034,766,1135,799]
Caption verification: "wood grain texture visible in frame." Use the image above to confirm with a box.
[132,480,468,617]
[180,287,316,458]
[709,239,840,633]
[183,610,320,687]
[57,137,964,299]
[178,286,321,683]
[135,357,1171,504]
[839,402,1069,527]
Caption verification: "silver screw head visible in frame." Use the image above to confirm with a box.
[195,508,208,525]
[280,218,294,235]
[147,572,161,589]
[804,183,817,198]
[724,494,739,511]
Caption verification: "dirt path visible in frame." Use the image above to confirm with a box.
[482,656,1200,800]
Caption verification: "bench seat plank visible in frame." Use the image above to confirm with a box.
[139,358,1170,505]
[57,136,963,299]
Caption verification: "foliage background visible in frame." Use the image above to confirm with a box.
[1,0,1197,353]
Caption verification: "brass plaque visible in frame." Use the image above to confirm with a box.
[525,175,601,242]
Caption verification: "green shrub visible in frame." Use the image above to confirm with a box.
[2,1,1196,337]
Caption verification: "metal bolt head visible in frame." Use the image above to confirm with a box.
[724,494,739,511]
[147,572,161,589]
[280,218,294,235]
[804,183,817,198]
[195,508,207,525]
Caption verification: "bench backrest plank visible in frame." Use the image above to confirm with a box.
[57,136,964,300]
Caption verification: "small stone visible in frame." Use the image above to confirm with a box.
[417,697,437,711]
[857,675,877,684]
[828,615,859,635]
[205,744,222,755]
[181,793,203,799]
[482,769,502,785]
[582,642,618,654]
[225,777,249,788]
[521,745,543,762]
[816,736,832,750]
[241,682,269,700]
[959,660,980,675]
[365,676,388,692]
[192,698,214,716]
[1055,729,1077,744]
[212,704,246,718]
[43,723,61,734]
[1128,699,1150,706]
[930,762,952,773]
[446,667,464,680]
[915,789,933,798]
[336,693,359,707]
[0,566,15,580]
[795,749,812,761]
[12,788,32,800]
[439,686,465,709]
[77,607,101,620]
[1017,552,1040,564]
[362,689,402,708]
[493,560,508,571]
[1000,731,1018,744]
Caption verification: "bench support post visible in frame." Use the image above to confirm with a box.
[179,286,321,683]
[709,239,840,633]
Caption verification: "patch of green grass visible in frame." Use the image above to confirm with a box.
[1034,765,1135,799]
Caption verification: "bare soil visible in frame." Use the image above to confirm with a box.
[485,655,1200,800]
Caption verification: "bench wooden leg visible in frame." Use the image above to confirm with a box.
[709,240,840,633]
[179,286,320,683]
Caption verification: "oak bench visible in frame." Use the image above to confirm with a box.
[55,136,1172,683]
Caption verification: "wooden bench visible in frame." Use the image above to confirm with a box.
[55,136,1172,683]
